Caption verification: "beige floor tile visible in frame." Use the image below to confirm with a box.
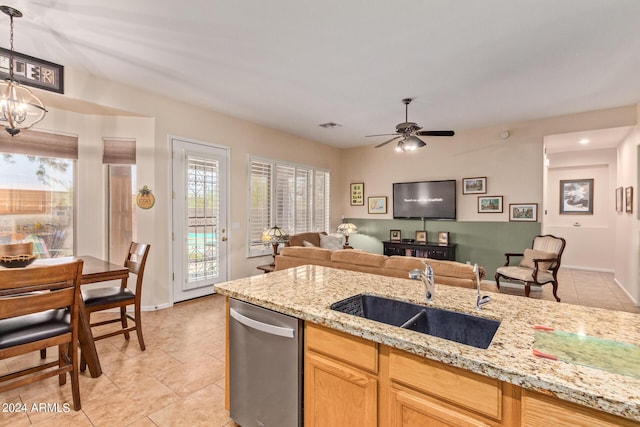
[155,353,225,397]
[148,383,233,427]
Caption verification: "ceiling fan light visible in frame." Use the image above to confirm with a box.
[395,141,405,152]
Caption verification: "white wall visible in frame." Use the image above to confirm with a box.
[615,107,639,303]
[543,148,617,271]
[33,67,343,309]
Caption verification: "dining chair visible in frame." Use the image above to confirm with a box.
[81,242,150,355]
[0,260,84,410]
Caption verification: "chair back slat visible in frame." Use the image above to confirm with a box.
[532,234,566,270]
[0,287,75,320]
[0,263,80,291]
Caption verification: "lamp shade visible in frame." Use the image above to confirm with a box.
[261,225,290,244]
[337,223,358,235]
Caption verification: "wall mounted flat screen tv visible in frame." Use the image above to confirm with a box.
[393,180,456,220]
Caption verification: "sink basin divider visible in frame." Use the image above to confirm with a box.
[399,309,427,329]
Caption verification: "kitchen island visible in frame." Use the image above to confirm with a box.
[216,265,640,425]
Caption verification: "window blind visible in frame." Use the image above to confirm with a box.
[249,160,273,250]
[103,138,136,164]
[0,129,78,159]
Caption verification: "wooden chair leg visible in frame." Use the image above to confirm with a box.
[120,307,130,340]
[80,351,87,372]
[58,344,66,386]
[134,306,145,351]
[524,282,531,297]
[494,273,501,289]
[70,344,81,411]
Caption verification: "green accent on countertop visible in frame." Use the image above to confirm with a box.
[534,329,640,378]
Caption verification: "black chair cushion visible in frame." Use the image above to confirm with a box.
[82,287,134,307]
[0,309,70,349]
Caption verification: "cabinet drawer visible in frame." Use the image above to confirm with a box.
[306,323,378,373]
[389,348,502,420]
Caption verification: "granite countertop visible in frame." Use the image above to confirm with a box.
[215,265,640,421]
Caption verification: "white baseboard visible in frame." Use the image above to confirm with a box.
[614,278,639,306]
[560,265,615,273]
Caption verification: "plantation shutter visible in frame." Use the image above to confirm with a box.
[249,159,273,250]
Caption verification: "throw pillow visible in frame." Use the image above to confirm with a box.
[519,248,555,271]
[302,240,316,247]
[319,233,343,250]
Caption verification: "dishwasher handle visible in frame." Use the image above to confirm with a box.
[230,307,295,338]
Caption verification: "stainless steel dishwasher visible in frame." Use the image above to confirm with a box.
[229,298,303,427]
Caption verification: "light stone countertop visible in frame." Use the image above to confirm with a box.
[215,265,640,422]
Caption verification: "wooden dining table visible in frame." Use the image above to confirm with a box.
[31,255,129,378]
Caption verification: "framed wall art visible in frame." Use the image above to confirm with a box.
[350,182,364,206]
[477,196,503,213]
[415,230,427,243]
[626,186,633,213]
[616,186,624,212]
[508,203,537,222]
[390,229,401,241]
[368,196,387,214]
[0,47,64,94]
[560,178,593,215]
[438,232,449,245]
[462,177,487,194]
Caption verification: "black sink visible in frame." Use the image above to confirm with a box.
[330,294,500,349]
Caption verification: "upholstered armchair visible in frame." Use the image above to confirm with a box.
[494,234,566,302]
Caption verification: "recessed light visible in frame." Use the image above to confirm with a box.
[579,139,590,145]
[318,122,342,129]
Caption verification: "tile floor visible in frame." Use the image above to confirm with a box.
[0,268,638,426]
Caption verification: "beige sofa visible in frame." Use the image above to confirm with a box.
[275,246,497,291]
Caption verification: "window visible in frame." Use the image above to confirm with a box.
[0,130,77,257]
[103,138,136,263]
[248,157,330,256]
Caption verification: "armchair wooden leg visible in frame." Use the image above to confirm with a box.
[552,282,561,302]
[524,283,531,297]
[494,273,501,289]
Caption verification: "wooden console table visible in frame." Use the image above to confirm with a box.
[382,240,456,261]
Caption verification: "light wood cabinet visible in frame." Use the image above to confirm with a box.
[304,323,379,426]
[521,390,639,427]
[304,322,637,426]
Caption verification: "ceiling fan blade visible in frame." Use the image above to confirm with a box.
[374,136,400,148]
[416,130,455,137]
[365,133,398,137]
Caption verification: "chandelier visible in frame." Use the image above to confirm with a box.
[0,6,47,136]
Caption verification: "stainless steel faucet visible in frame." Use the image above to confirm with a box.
[474,263,491,310]
[409,259,435,302]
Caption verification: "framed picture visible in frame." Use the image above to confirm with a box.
[438,232,449,245]
[626,186,633,213]
[462,177,487,194]
[350,182,364,206]
[509,203,538,222]
[390,229,401,241]
[368,196,387,214]
[415,230,427,243]
[616,186,624,212]
[0,47,64,94]
[478,196,503,213]
[560,179,593,214]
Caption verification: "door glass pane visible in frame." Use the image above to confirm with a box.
[187,156,219,283]
[0,153,74,257]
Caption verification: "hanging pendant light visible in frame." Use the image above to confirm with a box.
[0,6,47,136]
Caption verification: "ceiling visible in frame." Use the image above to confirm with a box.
[6,0,640,149]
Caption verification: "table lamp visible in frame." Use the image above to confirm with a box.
[261,225,290,266]
[337,223,358,247]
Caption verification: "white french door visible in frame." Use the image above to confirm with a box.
[171,137,229,302]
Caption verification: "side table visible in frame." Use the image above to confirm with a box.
[257,264,275,274]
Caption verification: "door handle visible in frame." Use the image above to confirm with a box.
[230,308,295,338]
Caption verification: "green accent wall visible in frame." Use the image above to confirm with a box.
[345,218,542,279]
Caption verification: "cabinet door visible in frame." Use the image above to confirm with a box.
[390,387,487,427]
[305,352,377,427]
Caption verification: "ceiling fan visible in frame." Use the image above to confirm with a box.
[366,98,454,151]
